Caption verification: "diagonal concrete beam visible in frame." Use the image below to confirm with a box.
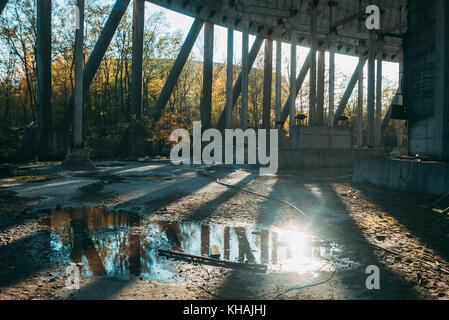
[0,0,8,16]
[381,90,399,137]
[59,0,131,130]
[216,37,264,130]
[279,50,312,126]
[334,57,367,126]
[151,18,204,123]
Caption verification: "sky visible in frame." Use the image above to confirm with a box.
[145,2,400,88]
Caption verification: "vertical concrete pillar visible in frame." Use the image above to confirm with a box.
[73,0,84,147]
[225,27,234,129]
[271,232,278,264]
[328,50,335,127]
[397,57,404,152]
[130,0,145,120]
[241,18,249,130]
[201,225,210,256]
[224,226,230,260]
[201,22,213,130]
[290,31,298,148]
[367,31,376,147]
[36,0,52,157]
[309,8,317,127]
[328,1,336,127]
[62,0,95,170]
[260,230,269,265]
[275,41,282,129]
[433,0,449,157]
[317,50,325,126]
[128,214,141,276]
[357,56,364,148]
[375,55,383,147]
[263,39,273,130]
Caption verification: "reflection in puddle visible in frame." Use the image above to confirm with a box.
[47,208,351,283]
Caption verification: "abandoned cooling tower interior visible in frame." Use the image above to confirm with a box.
[1,0,449,306]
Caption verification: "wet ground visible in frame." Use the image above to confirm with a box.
[0,161,448,300]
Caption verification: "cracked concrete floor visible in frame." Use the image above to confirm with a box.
[0,161,448,300]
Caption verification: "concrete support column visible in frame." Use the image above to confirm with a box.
[225,26,234,129]
[73,0,84,148]
[275,41,282,129]
[328,50,335,127]
[201,21,213,130]
[309,63,316,127]
[201,225,210,256]
[309,6,317,127]
[224,227,230,260]
[36,0,53,157]
[433,0,448,157]
[375,55,383,147]
[317,50,325,126]
[290,31,297,148]
[260,230,269,264]
[263,39,273,130]
[328,1,336,127]
[397,57,404,152]
[130,0,145,120]
[367,31,376,147]
[357,56,364,148]
[62,0,95,170]
[241,18,249,130]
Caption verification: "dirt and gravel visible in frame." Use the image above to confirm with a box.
[0,161,448,300]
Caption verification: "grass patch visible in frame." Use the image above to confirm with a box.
[13,175,54,184]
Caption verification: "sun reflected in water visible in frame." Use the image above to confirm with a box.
[46,208,343,283]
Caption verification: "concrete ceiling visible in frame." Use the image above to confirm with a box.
[147,0,407,62]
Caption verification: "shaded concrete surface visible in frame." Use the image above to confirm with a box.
[354,157,449,196]
[279,149,384,169]
[0,161,448,300]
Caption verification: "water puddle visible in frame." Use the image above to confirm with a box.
[45,207,356,283]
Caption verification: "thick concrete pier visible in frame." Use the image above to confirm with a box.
[61,148,97,171]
